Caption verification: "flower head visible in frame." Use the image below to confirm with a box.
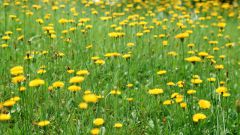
[193,113,207,122]
[93,118,104,126]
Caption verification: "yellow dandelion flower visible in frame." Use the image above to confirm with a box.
[110,90,121,95]
[83,94,98,103]
[11,75,26,84]
[93,118,104,126]
[185,56,201,63]
[76,70,89,76]
[10,66,24,76]
[157,70,167,75]
[187,89,196,95]
[3,100,16,107]
[52,81,64,88]
[180,102,187,109]
[163,100,174,105]
[29,79,45,87]
[37,120,50,127]
[198,100,211,109]
[68,85,81,92]
[193,113,207,122]
[148,88,164,95]
[114,123,123,128]
[69,76,84,83]
[91,128,100,135]
[216,86,227,94]
[79,102,88,109]
[0,114,11,121]
[19,86,26,92]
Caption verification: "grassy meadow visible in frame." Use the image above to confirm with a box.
[0,0,240,134]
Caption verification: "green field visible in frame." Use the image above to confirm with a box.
[0,0,240,134]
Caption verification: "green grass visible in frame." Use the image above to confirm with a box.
[0,0,240,134]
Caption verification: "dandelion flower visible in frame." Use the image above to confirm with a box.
[68,85,81,92]
[114,123,123,128]
[93,118,104,126]
[91,128,100,135]
[148,88,163,95]
[198,100,211,109]
[69,76,84,83]
[29,79,45,87]
[83,94,98,103]
[52,81,64,88]
[10,66,24,76]
[193,113,207,122]
[0,114,11,121]
[37,120,50,127]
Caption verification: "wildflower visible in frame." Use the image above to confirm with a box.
[198,52,208,57]
[10,96,20,102]
[223,93,230,97]
[79,102,88,109]
[0,114,11,121]
[84,90,92,95]
[185,56,201,63]
[162,41,168,46]
[3,100,16,107]
[95,59,105,65]
[136,32,143,37]
[105,52,121,57]
[171,93,179,98]
[91,128,100,135]
[167,82,175,86]
[48,86,53,91]
[69,76,84,83]
[10,66,24,76]
[217,22,226,29]
[122,54,131,59]
[126,83,133,88]
[52,81,64,88]
[157,70,167,75]
[83,94,98,103]
[127,42,135,47]
[175,32,189,41]
[76,70,89,76]
[68,85,81,92]
[114,123,123,128]
[110,90,121,95]
[127,98,134,102]
[175,96,184,103]
[2,35,10,41]
[1,44,8,48]
[207,78,216,82]
[19,86,26,92]
[177,81,184,88]
[191,78,203,84]
[187,89,196,95]
[214,64,224,70]
[29,79,45,87]
[37,120,50,127]
[37,69,46,74]
[11,75,26,84]
[163,100,173,105]
[67,67,75,74]
[216,86,227,94]
[180,102,187,109]
[193,113,207,122]
[148,88,164,95]
[36,18,44,24]
[93,118,104,126]
[198,100,211,109]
